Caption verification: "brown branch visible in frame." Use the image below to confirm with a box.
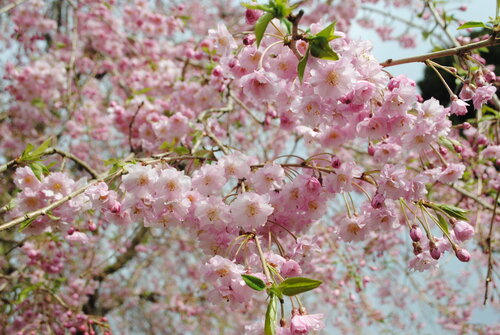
[0,147,99,178]
[287,9,304,60]
[0,0,29,14]
[128,101,145,154]
[484,189,499,305]
[380,36,500,68]
[93,226,148,281]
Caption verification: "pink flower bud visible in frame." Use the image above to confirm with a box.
[477,134,488,146]
[459,84,474,101]
[67,227,75,235]
[453,220,474,241]
[88,221,97,232]
[368,142,375,156]
[430,246,441,260]
[331,155,341,169]
[410,225,423,242]
[110,202,121,214]
[306,177,321,192]
[462,122,471,129]
[453,144,463,153]
[243,34,256,46]
[455,248,471,262]
[245,9,262,25]
[371,193,385,209]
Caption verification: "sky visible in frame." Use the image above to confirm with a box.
[350,0,497,83]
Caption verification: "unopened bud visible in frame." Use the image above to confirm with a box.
[430,246,441,260]
[331,155,341,169]
[455,248,471,262]
[371,193,385,209]
[409,225,423,242]
[412,241,423,255]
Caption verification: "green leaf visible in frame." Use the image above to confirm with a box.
[297,46,310,83]
[278,277,322,296]
[29,162,48,181]
[242,2,273,12]
[436,214,450,235]
[31,98,46,109]
[18,217,36,232]
[268,285,284,301]
[255,12,274,48]
[431,203,469,221]
[173,146,190,155]
[264,293,278,335]
[242,274,266,291]
[315,21,339,41]
[280,17,292,35]
[457,21,489,30]
[132,87,152,95]
[309,37,339,60]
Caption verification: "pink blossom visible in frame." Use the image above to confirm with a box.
[249,162,285,193]
[65,231,89,244]
[450,96,469,115]
[290,313,325,334]
[309,58,356,101]
[230,192,274,231]
[192,164,227,196]
[239,70,278,101]
[472,85,496,110]
[439,163,465,184]
[208,23,237,56]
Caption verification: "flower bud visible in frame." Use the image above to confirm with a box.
[371,193,385,209]
[412,241,422,255]
[243,34,256,46]
[409,225,423,242]
[67,227,75,235]
[455,248,471,262]
[245,9,262,25]
[462,122,471,129]
[430,243,441,260]
[453,144,463,153]
[331,155,341,169]
[306,177,321,192]
[476,134,488,146]
[453,220,474,241]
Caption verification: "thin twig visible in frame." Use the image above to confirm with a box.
[0,0,29,14]
[287,9,304,60]
[128,101,145,153]
[380,36,499,68]
[484,189,499,305]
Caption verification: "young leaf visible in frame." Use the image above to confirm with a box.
[316,21,338,41]
[436,214,450,235]
[278,276,322,296]
[242,2,273,12]
[29,162,48,181]
[297,46,310,83]
[309,37,339,61]
[457,21,489,30]
[241,274,266,291]
[18,217,36,232]
[255,12,274,48]
[264,293,278,335]
[432,203,469,221]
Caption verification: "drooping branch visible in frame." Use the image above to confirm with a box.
[0,147,99,178]
[484,189,499,305]
[380,36,500,67]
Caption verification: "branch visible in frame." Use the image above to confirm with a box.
[0,147,99,178]
[0,0,29,14]
[128,101,145,154]
[484,189,499,305]
[380,36,500,67]
[425,0,460,48]
[93,226,149,281]
[287,9,304,60]
[450,184,500,214]
[0,168,122,232]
